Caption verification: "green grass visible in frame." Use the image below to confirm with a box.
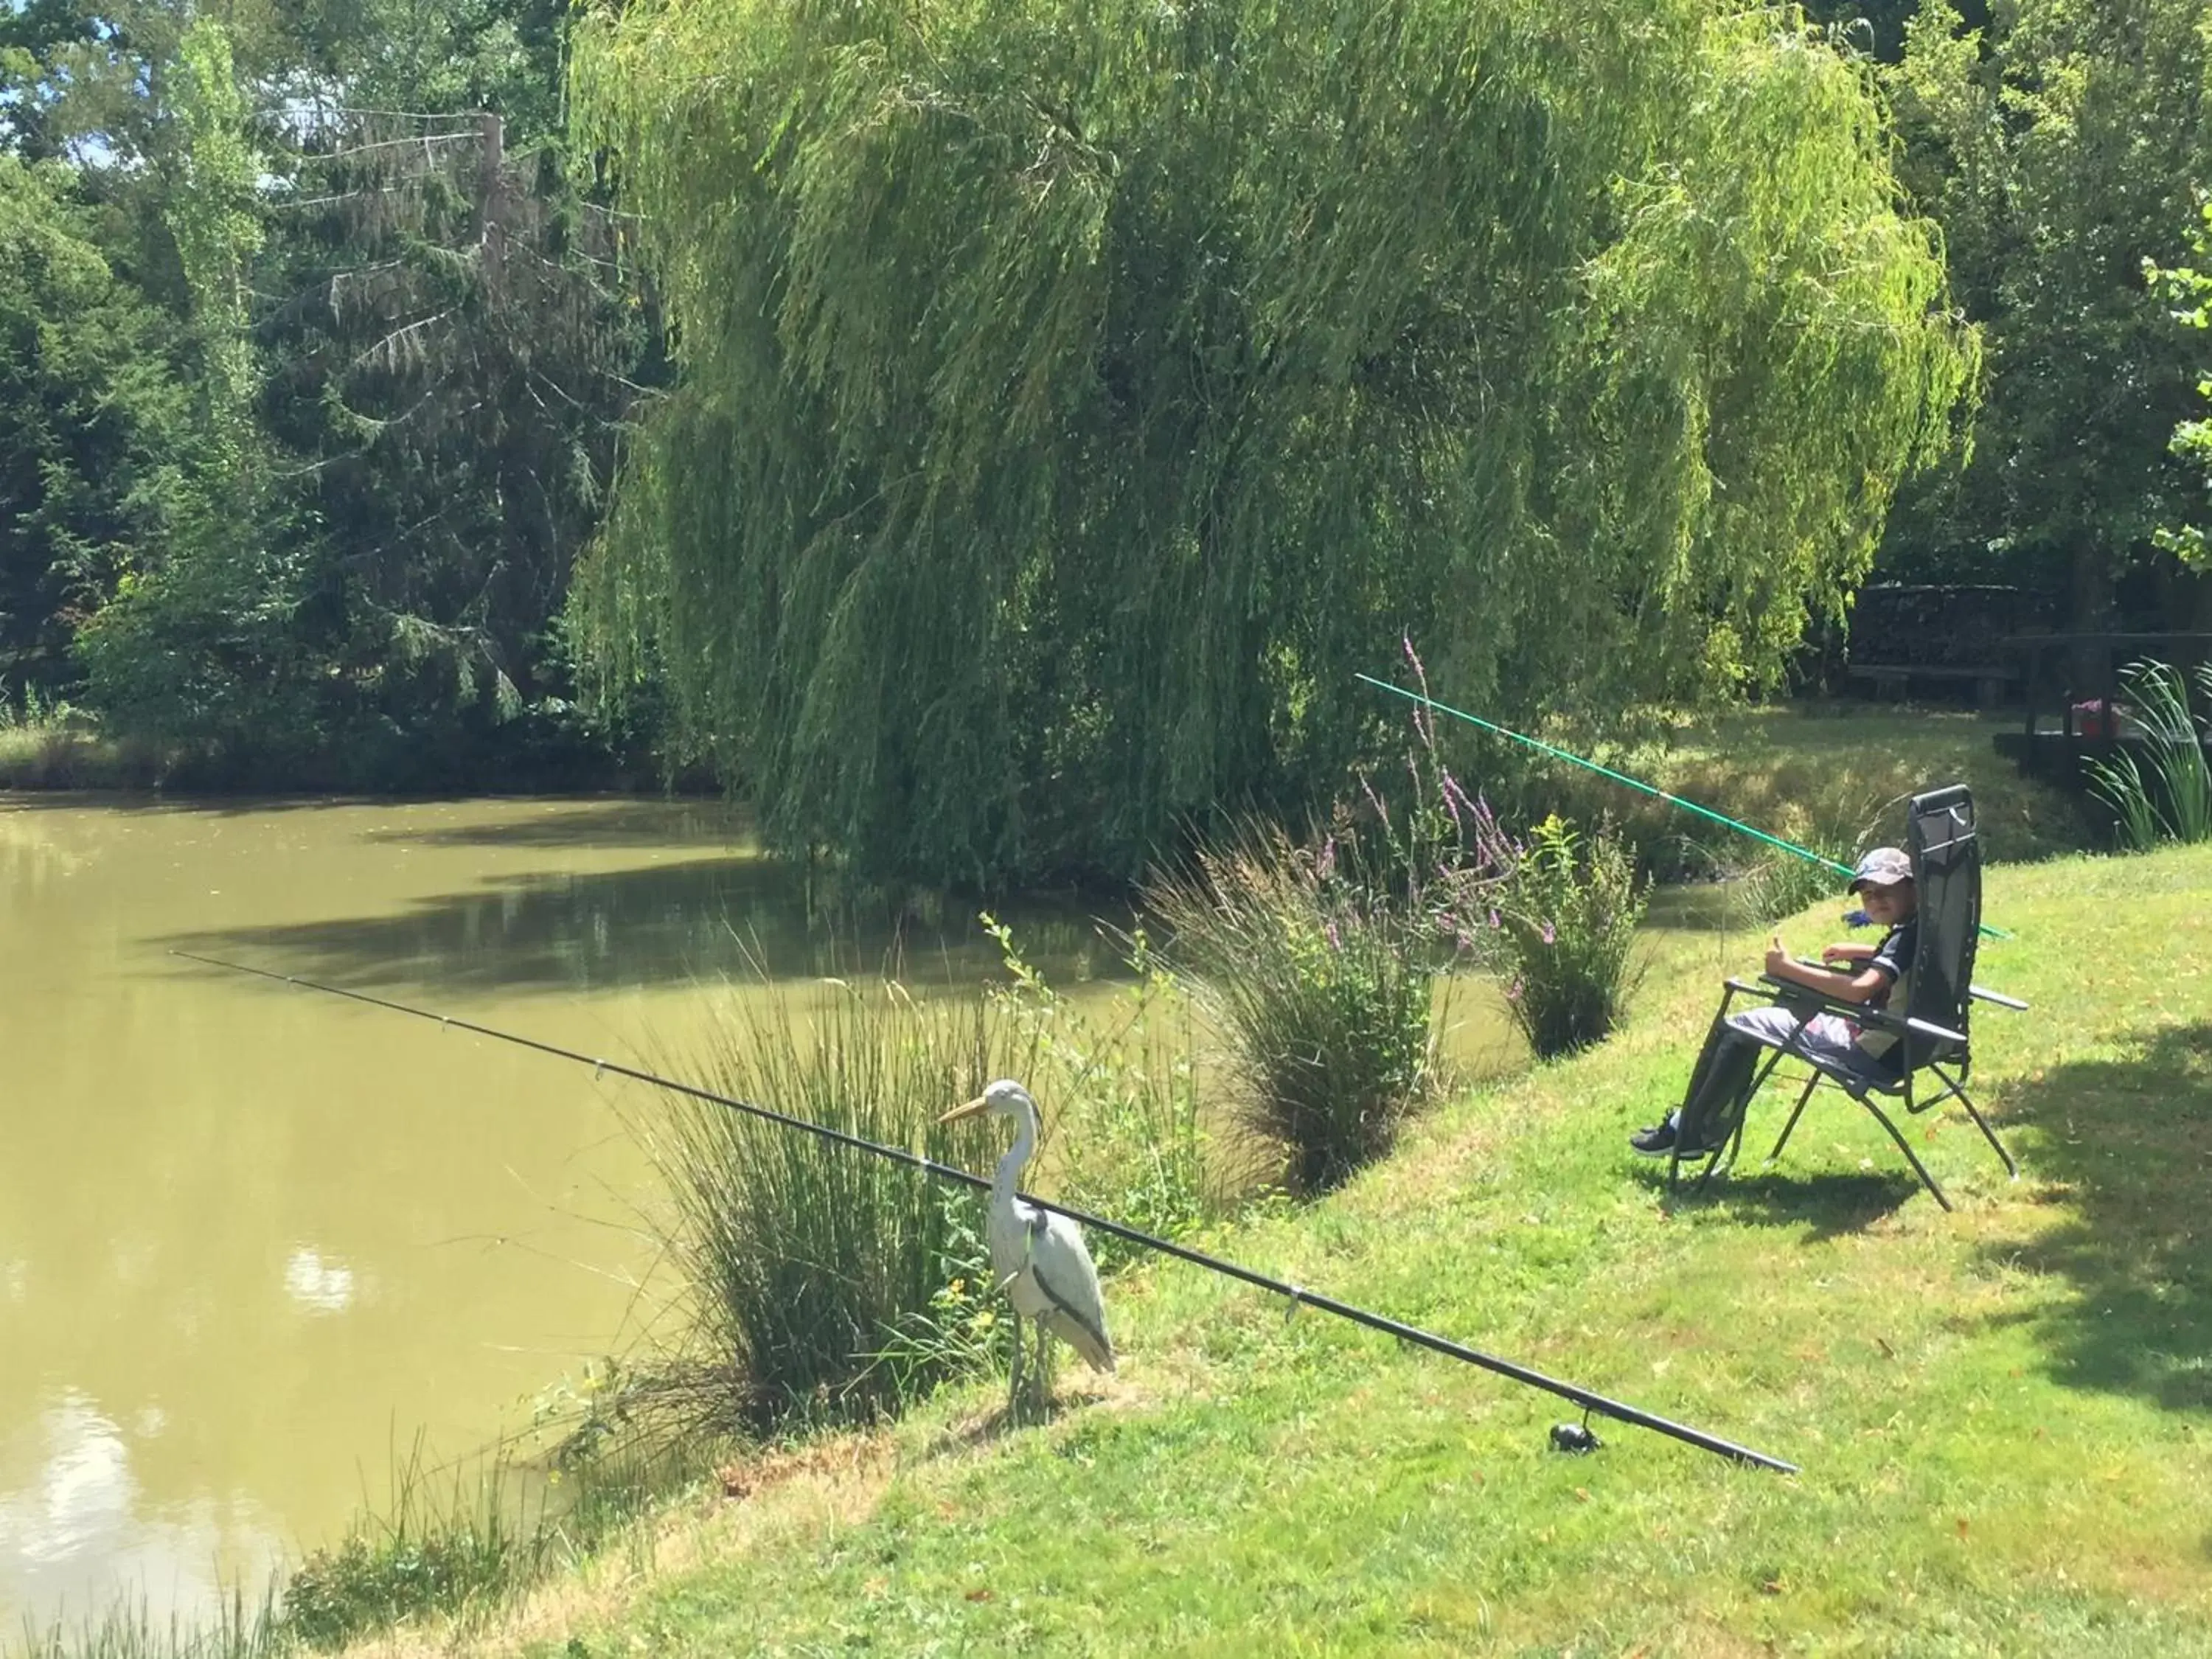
[510,844,2212,1658]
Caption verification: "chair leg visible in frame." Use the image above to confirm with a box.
[1691,1138,1730,1193]
[1766,1071,1823,1164]
[1940,1065,2020,1180]
[1859,1096,1953,1211]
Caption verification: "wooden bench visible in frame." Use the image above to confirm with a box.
[1845,662,2019,709]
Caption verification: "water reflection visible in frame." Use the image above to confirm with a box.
[282,1249,359,1315]
[0,1393,276,1631]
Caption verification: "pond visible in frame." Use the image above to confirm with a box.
[0,791,1617,1635]
[0,794,1170,1635]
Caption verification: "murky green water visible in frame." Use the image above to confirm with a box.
[0,795,1145,1634]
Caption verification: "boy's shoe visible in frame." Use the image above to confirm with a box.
[1630,1116,1725,1158]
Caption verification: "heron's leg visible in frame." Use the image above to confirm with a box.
[1031,1329,1056,1419]
[1006,1313,1024,1425]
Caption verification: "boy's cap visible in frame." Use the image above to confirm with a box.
[1848,847,1913,891]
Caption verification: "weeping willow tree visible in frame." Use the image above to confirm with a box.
[568,0,1976,886]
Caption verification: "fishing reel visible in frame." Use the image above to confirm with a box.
[1548,1411,1603,1455]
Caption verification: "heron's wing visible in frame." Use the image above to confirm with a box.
[1026,1217,1115,1373]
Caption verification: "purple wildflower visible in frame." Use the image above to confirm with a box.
[1541,920,1557,946]
[1439,768,1467,832]
[1506,979,1523,1002]
[1403,632,1432,698]
[1359,770,1391,831]
[1488,908,1501,931]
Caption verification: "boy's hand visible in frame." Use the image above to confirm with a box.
[1764,933,1790,977]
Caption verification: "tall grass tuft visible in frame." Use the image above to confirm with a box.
[633,981,1015,1433]
[1143,821,1439,1194]
[1478,815,1649,1059]
[13,1592,279,1659]
[2086,658,2212,849]
[276,1477,520,1649]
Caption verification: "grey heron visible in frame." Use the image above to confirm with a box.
[939,1078,1114,1421]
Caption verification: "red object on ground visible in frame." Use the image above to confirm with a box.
[2072,699,2115,737]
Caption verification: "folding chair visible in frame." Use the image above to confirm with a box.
[1667,785,2027,1211]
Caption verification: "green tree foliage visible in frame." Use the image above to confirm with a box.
[246,93,653,780]
[2148,199,2212,571]
[4,1,658,779]
[1882,0,2212,614]
[568,0,1975,884]
[0,154,190,698]
[74,17,317,754]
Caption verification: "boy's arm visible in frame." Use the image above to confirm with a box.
[1763,934,1895,1004]
[1820,942,1877,967]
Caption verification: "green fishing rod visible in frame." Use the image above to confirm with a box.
[1355,673,2014,940]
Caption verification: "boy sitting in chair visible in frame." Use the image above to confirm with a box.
[1629,848,1916,1158]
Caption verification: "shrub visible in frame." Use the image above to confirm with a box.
[1144,821,1439,1194]
[1479,815,1649,1059]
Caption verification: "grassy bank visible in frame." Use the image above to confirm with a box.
[392,842,2212,1656]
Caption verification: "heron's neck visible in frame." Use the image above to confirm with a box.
[994,1103,1037,1207]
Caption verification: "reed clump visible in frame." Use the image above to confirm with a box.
[629,981,1020,1433]
[1143,821,1441,1194]
[2086,659,2212,850]
[11,1594,279,1659]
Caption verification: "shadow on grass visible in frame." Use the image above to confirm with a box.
[1988,1020,2212,1413]
[1632,1161,1919,1240]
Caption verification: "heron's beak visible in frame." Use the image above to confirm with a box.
[938,1096,987,1124]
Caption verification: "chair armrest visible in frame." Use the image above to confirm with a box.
[1906,1015,1969,1044]
[1790,955,2023,1015]
[1753,977,1966,1047]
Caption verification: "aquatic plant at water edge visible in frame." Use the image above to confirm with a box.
[2085,659,2212,849]
[633,981,1016,1432]
[268,1434,695,1651]
[11,1590,281,1659]
[1477,815,1649,1060]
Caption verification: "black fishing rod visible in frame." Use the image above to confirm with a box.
[173,948,1798,1475]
